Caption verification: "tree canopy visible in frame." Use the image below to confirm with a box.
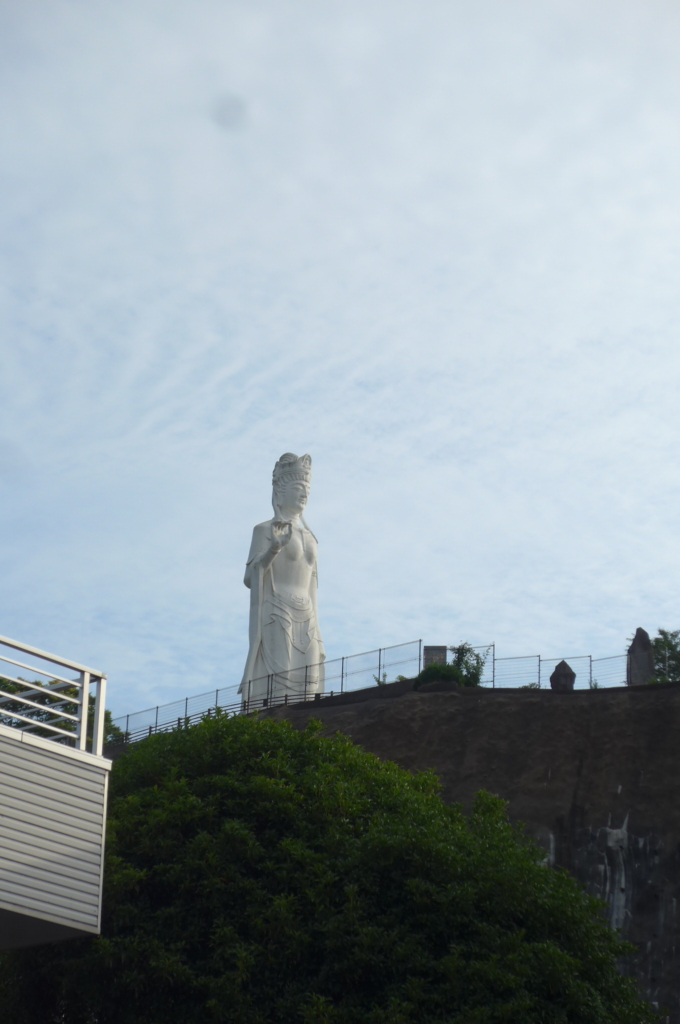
[0,713,655,1024]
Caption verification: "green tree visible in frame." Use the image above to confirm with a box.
[651,628,680,683]
[89,697,125,745]
[448,641,487,685]
[0,714,655,1024]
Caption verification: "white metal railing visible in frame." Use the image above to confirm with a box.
[0,634,107,757]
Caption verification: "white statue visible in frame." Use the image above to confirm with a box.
[239,453,325,704]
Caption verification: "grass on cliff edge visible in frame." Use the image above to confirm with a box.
[0,713,656,1024]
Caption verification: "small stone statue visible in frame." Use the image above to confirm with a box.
[627,627,654,686]
[550,660,575,693]
[239,454,325,704]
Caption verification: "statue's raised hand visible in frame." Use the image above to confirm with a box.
[270,520,293,552]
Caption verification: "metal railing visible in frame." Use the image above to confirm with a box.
[114,640,423,744]
[0,634,108,756]
[463,645,627,690]
[112,639,634,747]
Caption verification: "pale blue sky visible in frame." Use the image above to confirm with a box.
[2,0,680,716]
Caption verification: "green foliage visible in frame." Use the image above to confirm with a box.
[0,714,655,1024]
[99,704,125,744]
[414,662,467,687]
[372,674,409,687]
[414,643,486,689]
[448,642,487,684]
[651,628,680,684]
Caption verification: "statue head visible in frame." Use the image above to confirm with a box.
[272,453,312,519]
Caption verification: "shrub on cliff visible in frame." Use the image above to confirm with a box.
[0,714,655,1024]
[414,642,486,688]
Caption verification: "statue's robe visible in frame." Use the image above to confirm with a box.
[239,519,325,704]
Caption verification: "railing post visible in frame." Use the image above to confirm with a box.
[418,640,422,674]
[126,713,130,741]
[185,697,188,718]
[78,672,89,751]
[589,655,593,689]
[155,705,159,733]
[537,655,541,688]
[492,644,495,689]
[91,676,107,756]
[378,648,382,684]
[215,688,219,712]
[341,656,344,693]
[304,665,308,702]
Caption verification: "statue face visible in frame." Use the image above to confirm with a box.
[277,477,309,517]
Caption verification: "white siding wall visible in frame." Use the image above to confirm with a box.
[0,724,110,938]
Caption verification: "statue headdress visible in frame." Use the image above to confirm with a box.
[271,453,315,537]
[272,452,311,491]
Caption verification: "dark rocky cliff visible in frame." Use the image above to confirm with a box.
[267,682,680,1022]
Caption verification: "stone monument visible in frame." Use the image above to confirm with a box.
[239,453,325,705]
[423,646,447,668]
[550,660,576,693]
[627,627,655,687]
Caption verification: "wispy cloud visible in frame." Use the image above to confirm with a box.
[1,0,680,715]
